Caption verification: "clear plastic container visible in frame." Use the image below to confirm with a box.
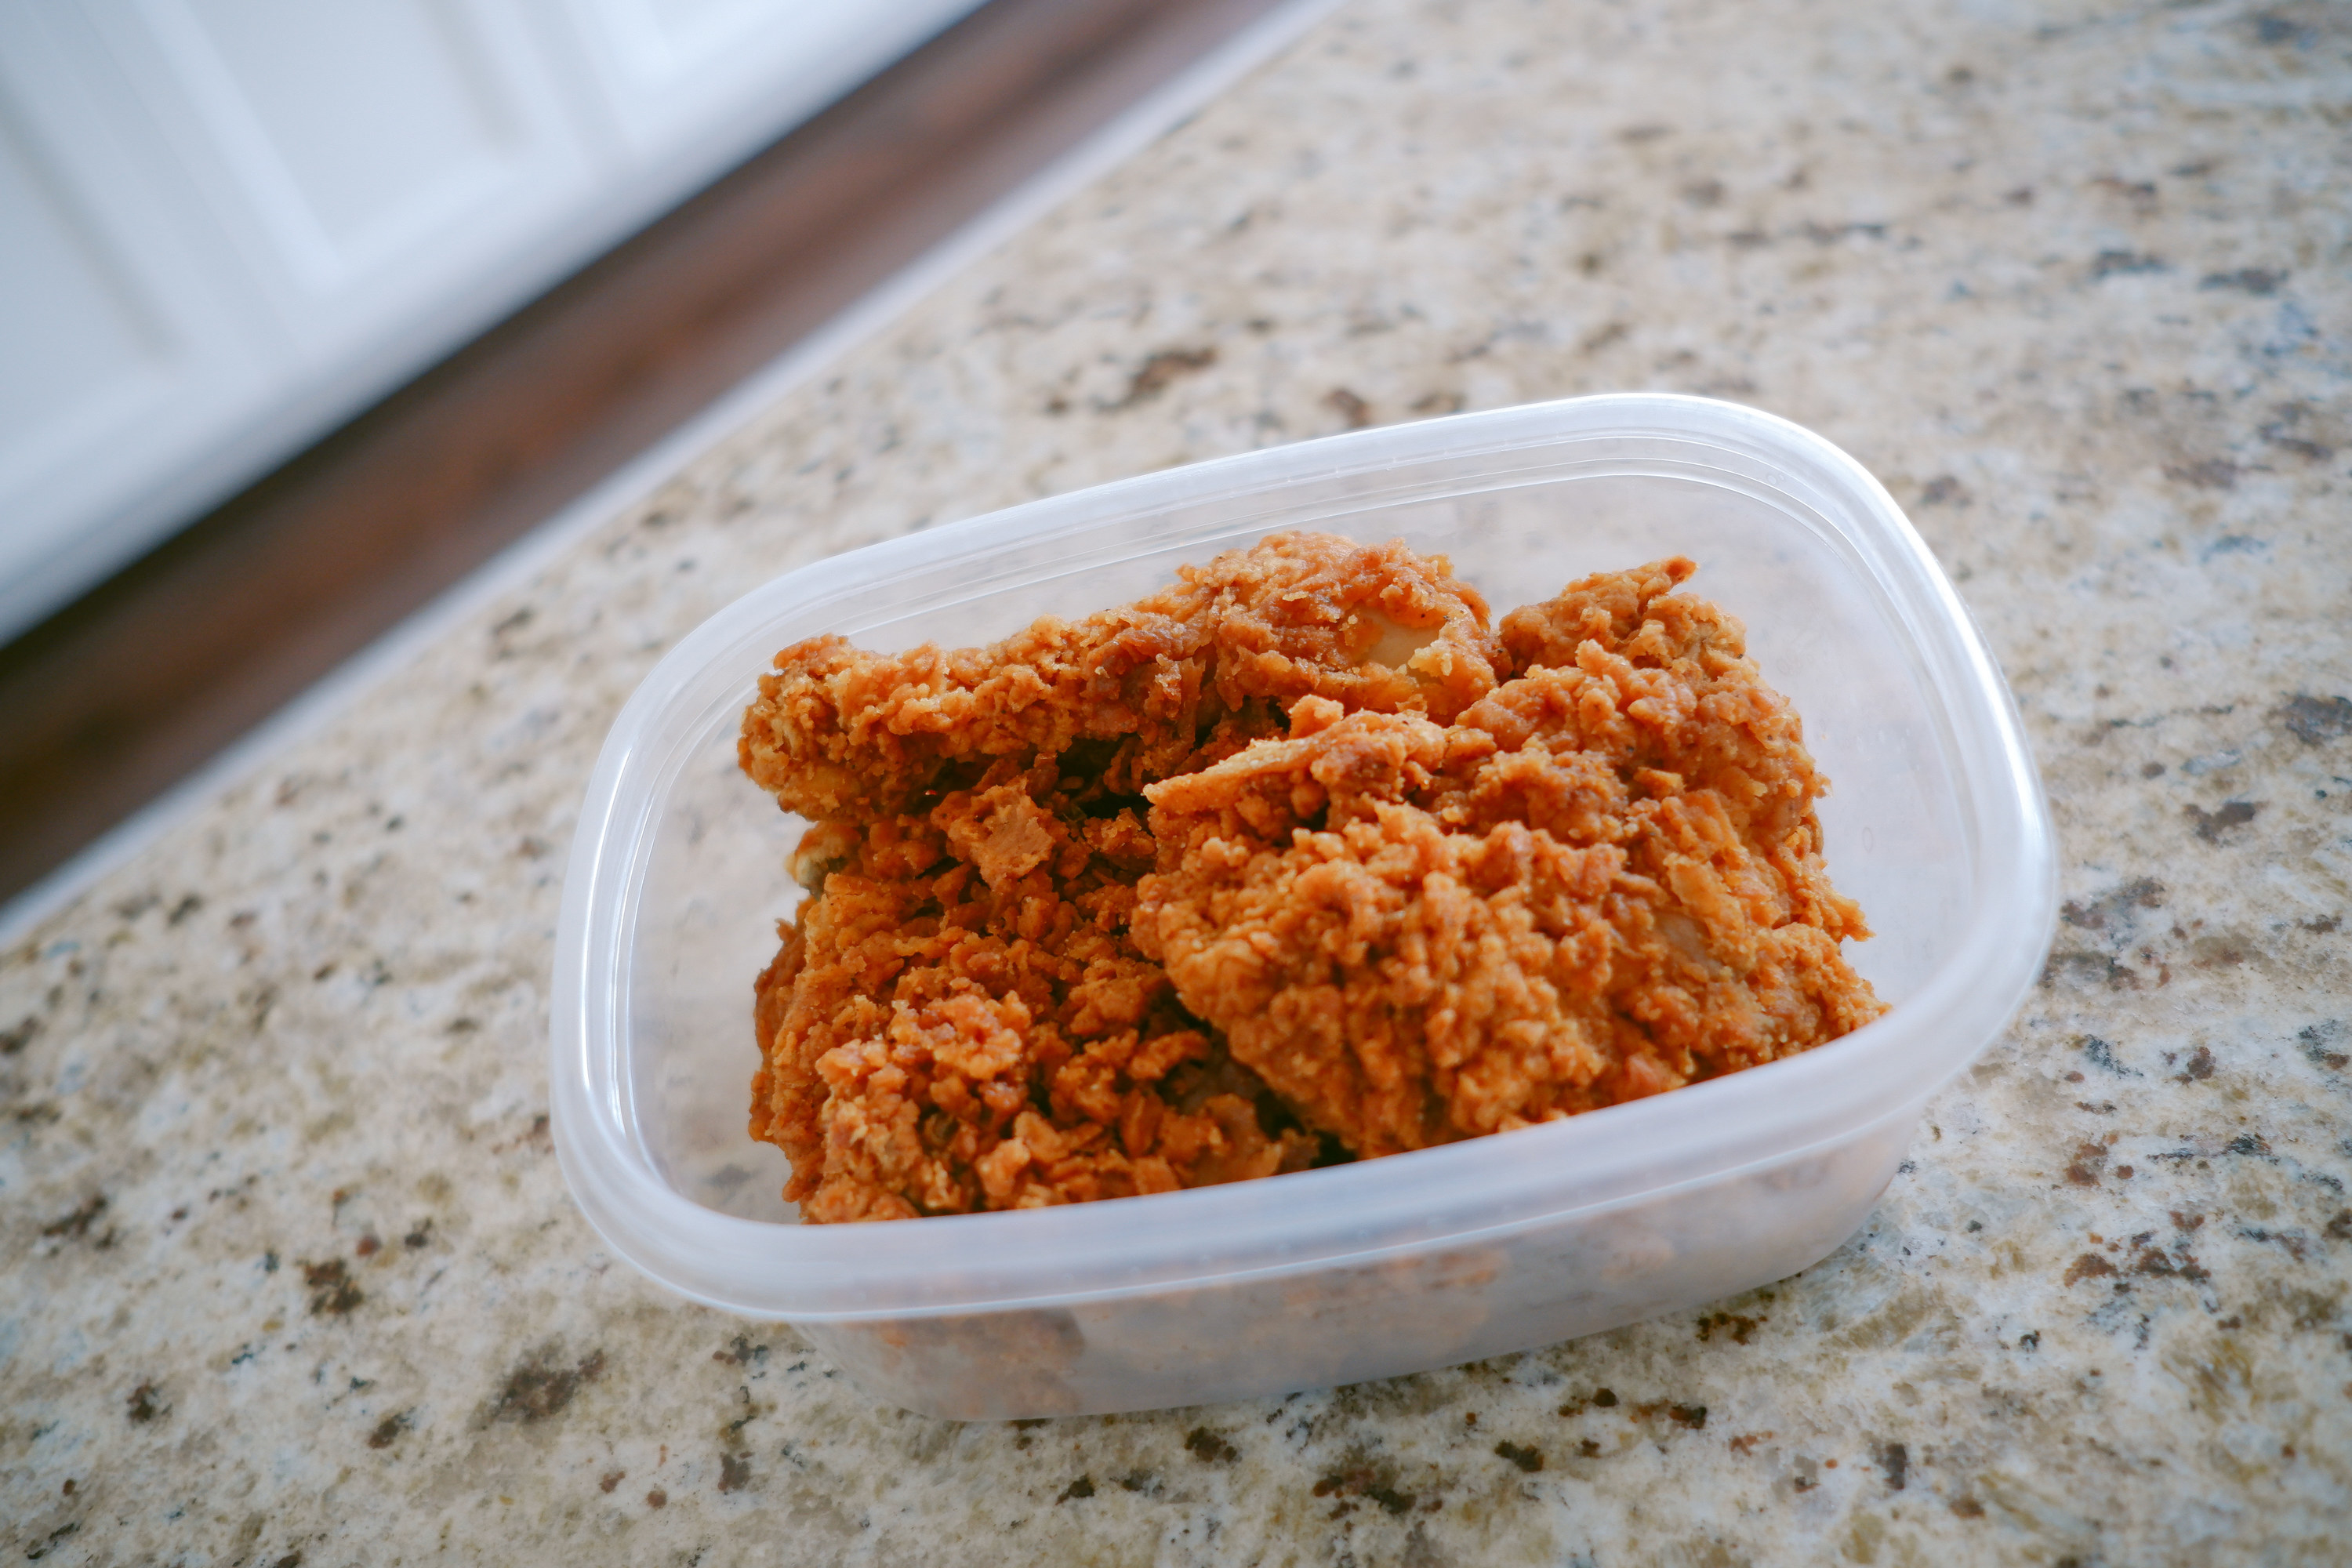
[550,394,2056,1418]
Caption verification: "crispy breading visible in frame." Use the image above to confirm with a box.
[1490,554,1824,844]
[750,755,1320,1222]
[742,536,1885,1219]
[739,533,1504,827]
[1132,694,1881,1156]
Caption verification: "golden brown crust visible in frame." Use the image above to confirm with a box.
[748,760,1319,1222]
[739,533,1504,826]
[742,537,1884,1219]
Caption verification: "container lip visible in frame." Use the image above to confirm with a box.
[550,392,2057,1317]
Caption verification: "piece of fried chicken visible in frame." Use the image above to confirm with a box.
[1131,557,1886,1159]
[750,753,1323,1222]
[745,533,1500,1221]
[740,532,1505,829]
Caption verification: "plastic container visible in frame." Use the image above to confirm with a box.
[550,394,2056,1418]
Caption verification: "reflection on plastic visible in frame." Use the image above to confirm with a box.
[804,1117,1906,1419]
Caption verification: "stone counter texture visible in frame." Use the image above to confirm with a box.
[5,0,2349,1563]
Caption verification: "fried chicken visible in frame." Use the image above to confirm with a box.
[749,753,1322,1222]
[1130,560,1886,1155]
[742,536,1885,1219]
[739,533,1504,827]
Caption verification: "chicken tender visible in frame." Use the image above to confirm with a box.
[750,753,1322,1222]
[739,533,1504,827]
[1132,706,1880,1156]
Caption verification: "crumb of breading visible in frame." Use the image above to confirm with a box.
[742,537,1884,1218]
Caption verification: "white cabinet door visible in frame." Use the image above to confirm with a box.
[0,9,288,642]
[535,0,985,177]
[73,0,603,368]
[0,0,988,643]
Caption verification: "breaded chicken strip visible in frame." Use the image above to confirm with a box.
[1131,558,1884,1159]
[740,533,1504,827]
[751,754,1320,1222]
[745,535,1500,1220]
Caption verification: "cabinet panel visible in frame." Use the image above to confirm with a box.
[0,12,286,643]
[84,0,603,358]
[159,0,520,281]
[0,114,165,463]
[546,0,985,169]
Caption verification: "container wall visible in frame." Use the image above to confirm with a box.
[798,1107,1916,1419]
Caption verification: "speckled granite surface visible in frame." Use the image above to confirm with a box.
[5,0,2349,1562]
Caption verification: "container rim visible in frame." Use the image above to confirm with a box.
[550,393,2057,1319]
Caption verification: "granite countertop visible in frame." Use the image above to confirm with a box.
[5,0,2348,1561]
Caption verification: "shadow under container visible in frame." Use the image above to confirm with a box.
[551,393,2056,1419]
